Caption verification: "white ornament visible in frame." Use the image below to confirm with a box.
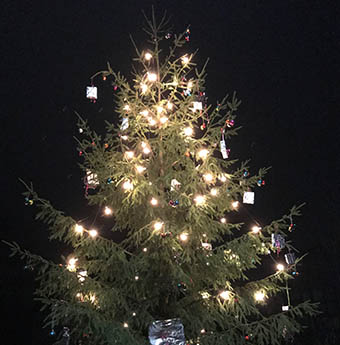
[86,86,97,100]
[220,140,230,159]
[121,117,129,131]
[202,243,212,251]
[191,101,202,112]
[86,170,99,186]
[243,191,255,204]
[282,305,289,311]
[170,179,181,191]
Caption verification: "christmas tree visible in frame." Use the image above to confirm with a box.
[8,11,318,345]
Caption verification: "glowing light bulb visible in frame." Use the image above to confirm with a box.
[125,151,134,159]
[104,206,113,216]
[231,201,239,209]
[132,312,136,316]
[203,173,213,183]
[147,72,157,82]
[194,195,206,206]
[187,81,193,89]
[121,135,128,140]
[143,247,148,252]
[143,146,151,154]
[218,174,227,182]
[160,116,168,124]
[150,198,158,206]
[135,275,139,280]
[122,180,133,191]
[183,127,193,136]
[67,257,78,271]
[89,229,98,238]
[145,52,152,60]
[276,263,285,272]
[141,83,148,93]
[210,188,218,196]
[198,149,209,159]
[123,322,129,328]
[254,291,265,302]
[167,101,173,110]
[172,78,178,86]
[156,105,164,114]
[179,233,189,242]
[148,117,157,126]
[181,55,190,65]
[75,224,84,234]
[153,221,164,231]
[252,225,261,234]
[136,165,146,173]
[140,110,149,117]
[201,329,206,334]
[77,270,87,282]
[219,290,231,300]
[123,104,130,111]
[220,217,227,224]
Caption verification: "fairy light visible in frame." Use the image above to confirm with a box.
[140,110,149,117]
[125,151,135,159]
[135,275,139,281]
[74,224,84,235]
[167,101,173,110]
[104,206,113,216]
[187,80,193,89]
[144,52,152,60]
[219,290,231,300]
[218,174,227,182]
[183,126,193,136]
[252,225,261,234]
[143,247,148,252]
[156,105,164,114]
[276,263,285,272]
[123,322,129,328]
[197,149,209,159]
[147,72,157,82]
[254,291,265,302]
[172,78,178,86]
[194,195,206,206]
[121,135,128,140]
[181,55,190,65]
[148,117,157,126]
[132,312,136,316]
[67,257,78,272]
[203,173,213,183]
[141,142,151,154]
[122,180,133,191]
[210,188,218,196]
[135,165,146,174]
[179,233,189,242]
[231,201,239,209]
[140,83,148,93]
[150,197,158,206]
[89,229,98,238]
[201,329,206,334]
[220,217,227,224]
[123,104,130,111]
[153,221,164,231]
[159,116,168,124]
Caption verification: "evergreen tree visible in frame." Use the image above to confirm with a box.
[8,11,318,345]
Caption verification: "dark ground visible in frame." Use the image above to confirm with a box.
[1,1,338,344]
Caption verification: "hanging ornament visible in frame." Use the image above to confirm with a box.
[86,85,97,103]
[165,32,172,39]
[184,28,190,42]
[148,319,186,345]
[191,101,202,112]
[202,242,212,251]
[271,233,285,254]
[220,129,230,159]
[243,191,255,204]
[282,325,294,343]
[84,170,99,196]
[169,200,179,207]
[284,252,296,265]
[24,196,33,206]
[177,282,187,293]
[282,305,289,311]
[243,169,249,178]
[53,327,70,345]
[288,216,296,232]
[121,117,129,131]
[225,119,235,128]
[171,179,181,191]
[257,178,265,187]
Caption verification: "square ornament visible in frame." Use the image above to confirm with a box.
[86,86,97,100]
[243,191,254,204]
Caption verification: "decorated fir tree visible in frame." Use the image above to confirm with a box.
[8,11,318,345]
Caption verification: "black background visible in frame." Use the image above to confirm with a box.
[1,1,338,344]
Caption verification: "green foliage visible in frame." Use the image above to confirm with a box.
[8,11,318,345]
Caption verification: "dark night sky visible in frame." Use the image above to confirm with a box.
[1,1,338,344]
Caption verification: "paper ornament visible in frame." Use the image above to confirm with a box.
[86,86,97,102]
[149,319,185,345]
[202,243,212,251]
[282,305,289,311]
[271,233,285,251]
[220,140,230,159]
[243,191,255,204]
[191,101,202,112]
[284,252,296,265]
[121,117,129,131]
[86,170,99,187]
[171,179,181,191]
